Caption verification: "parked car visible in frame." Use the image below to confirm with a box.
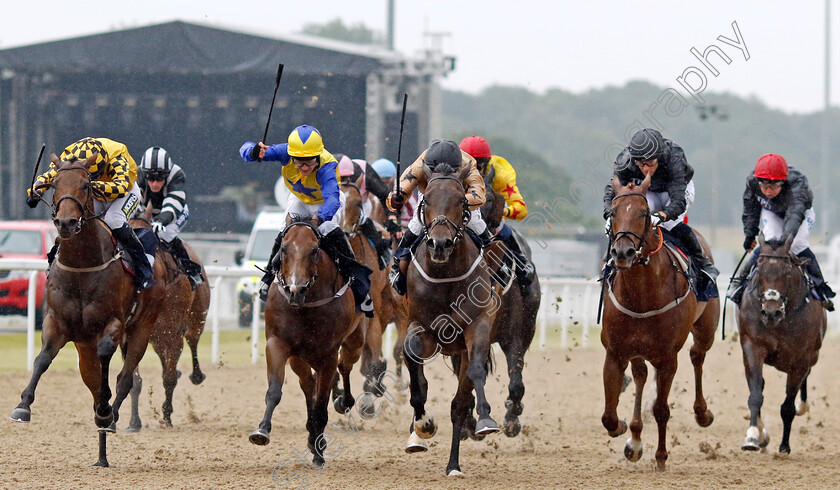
[0,220,56,328]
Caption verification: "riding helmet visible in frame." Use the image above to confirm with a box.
[627,128,665,161]
[753,153,788,180]
[423,139,462,169]
[140,146,173,176]
[459,136,492,159]
[287,125,324,158]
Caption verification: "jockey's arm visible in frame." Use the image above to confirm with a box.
[239,141,288,162]
[29,165,57,196]
[92,156,131,199]
[491,156,528,220]
[741,179,762,239]
[315,161,341,223]
[387,157,424,212]
[782,172,812,238]
[462,156,486,211]
[158,168,187,226]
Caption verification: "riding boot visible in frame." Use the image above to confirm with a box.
[45,242,59,279]
[321,228,374,317]
[112,223,155,291]
[259,234,283,302]
[669,222,720,289]
[389,229,419,296]
[359,217,391,270]
[797,248,836,311]
[478,228,495,248]
[726,249,758,305]
[497,224,536,287]
[168,236,204,290]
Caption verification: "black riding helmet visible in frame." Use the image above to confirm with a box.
[423,139,462,171]
[627,128,665,161]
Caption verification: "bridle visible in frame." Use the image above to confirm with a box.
[753,252,802,315]
[419,174,471,244]
[276,220,322,291]
[41,164,106,233]
[608,191,653,265]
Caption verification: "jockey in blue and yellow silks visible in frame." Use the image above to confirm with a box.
[240,125,372,316]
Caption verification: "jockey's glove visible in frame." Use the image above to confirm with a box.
[385,217,401,235]
[387,190,406,212]
[650,212,666,228]
[151,221,165,236]
[25,190,42,209]
[249,143,261,160]
[743,236,756,251]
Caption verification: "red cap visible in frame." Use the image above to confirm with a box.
[459,136,491,158]
[753,153,788,180]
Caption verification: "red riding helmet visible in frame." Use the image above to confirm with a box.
[459,136,492,158]
[753,153,788,180]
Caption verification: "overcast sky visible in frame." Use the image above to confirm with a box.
[2,1,836,114]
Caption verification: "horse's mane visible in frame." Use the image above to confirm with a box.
[429,163,456,175]
[764,239,787,251]
[287,214,313,225]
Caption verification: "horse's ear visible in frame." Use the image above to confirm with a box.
[421,162,433,182]
[484,165,496,186]
[611,174,622,192]
[638,173,652,194]
[353,172,364,190]
[50,153,61,167]
[782,234,794,252]
[757,232,766,249]
[84,153,98,170]
[457,163,471,183]
[142,204,154,221]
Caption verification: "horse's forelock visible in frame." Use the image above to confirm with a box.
[287,214,313,226]
[764,239,787,251]
[432,163,455,175]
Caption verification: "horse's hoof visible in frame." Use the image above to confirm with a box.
[475,418,500,436]
[176,369,183,379]
[759,428,770,448]
[358,396,377,419]
[108,421,117,432]
[796,399,809,416]
[655,460,666,472]
[125,425,141,434]
[624,437,643,462]
[503,417,521,437]
[10,408,31,423]
[695,410,714,428]
[778,444,791,454]
[93,458,109,468]
[504,399,524,417]
[414,413,437,439]
[249,429,270,446]
[607,420,627,438]
[312,455,325,468]
[741,437,760,451]
[97,426,116,433]
[446,469,465,477]
[189,371,206,385]
[94,410,113,429]
[405,431,428,453]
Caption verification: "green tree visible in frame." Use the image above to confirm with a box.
[302,18,382,45]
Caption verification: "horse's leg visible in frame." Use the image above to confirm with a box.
[11,316,68,422]
[741,341,769,451]
[126,368,143,433]
[499,336,526,438]
[160,345,181,427]
[334,321,365,414]
[601,350,629,437]
[690,305,717,428]
[309,359,339,468]
[445,355,475,477]
[465,320,499,436]
[363,311,388,396]
[624,358,648,462]
[796,372,810,415]
[393,304,409,380]
[651,356,677,471]
[249,336,289,445]
[111,323,152,429]
[404,325,437,452]
[94,328,119,431]
[290,357,315,412]
[185,320,206,385]
[76,342,109,467]
[779,367,808,454]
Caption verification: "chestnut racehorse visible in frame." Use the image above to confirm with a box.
[126,206,210,429]
[737,234,826,454]
[402,163,501,476]
[10,154,165,466]
[601,174,718,470]
[248,216,365,468]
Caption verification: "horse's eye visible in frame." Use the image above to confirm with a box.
[280,246,288,256]
[311,249,320,261]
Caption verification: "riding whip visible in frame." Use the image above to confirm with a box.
[28,143,46,203]
[258,63,284,161]
[395,93,408,195]
[721,249,750,340]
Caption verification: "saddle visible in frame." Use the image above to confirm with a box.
[119,227,159,276]
[660,230,719,302]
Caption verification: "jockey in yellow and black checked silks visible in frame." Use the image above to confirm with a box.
[30,137,138,201]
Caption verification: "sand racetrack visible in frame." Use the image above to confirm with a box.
[2,333,840,489]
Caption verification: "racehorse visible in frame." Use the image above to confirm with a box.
[339,175,388,411]
[402,162,501,477]
[737,234,826,454]
[125,205,210,430]
[602,174,718,470]
[10,154,165,466]
[476,168,541,437]
[248,215,365,468]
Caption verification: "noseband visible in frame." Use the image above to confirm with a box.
[609,192,652,263]
[420,175,470,244]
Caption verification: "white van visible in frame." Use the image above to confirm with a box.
[234,206,286,326]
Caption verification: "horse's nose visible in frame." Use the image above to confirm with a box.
[760,308,783,323]
[431,237,454,250]
[54,218,79,235]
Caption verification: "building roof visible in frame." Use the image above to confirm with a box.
[0,20,398,76]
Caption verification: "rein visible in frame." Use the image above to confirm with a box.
[54,219,125,273]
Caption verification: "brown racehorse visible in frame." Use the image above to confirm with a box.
[737,234,826,454]
[248,216,365,468]
[473,170,541,438]
[10,154,164,466]
[602,174,718,470]
[402,163,501,477]
[125,206,210,430]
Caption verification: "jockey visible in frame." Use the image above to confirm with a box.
[137,146,204,290]
[240,124,373,316]
[727,153,835,310]
[460,136,536,287]
[603,128,719,290]
[372,158,419,232]
[26,137,155,291]
[335,154,394,269]
[386,139,490,296]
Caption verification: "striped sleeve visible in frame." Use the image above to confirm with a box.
[29,164,57,195]
[92,155,131,200]
[158,165,187,225]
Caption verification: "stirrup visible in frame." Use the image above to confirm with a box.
[821,298,835,312]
